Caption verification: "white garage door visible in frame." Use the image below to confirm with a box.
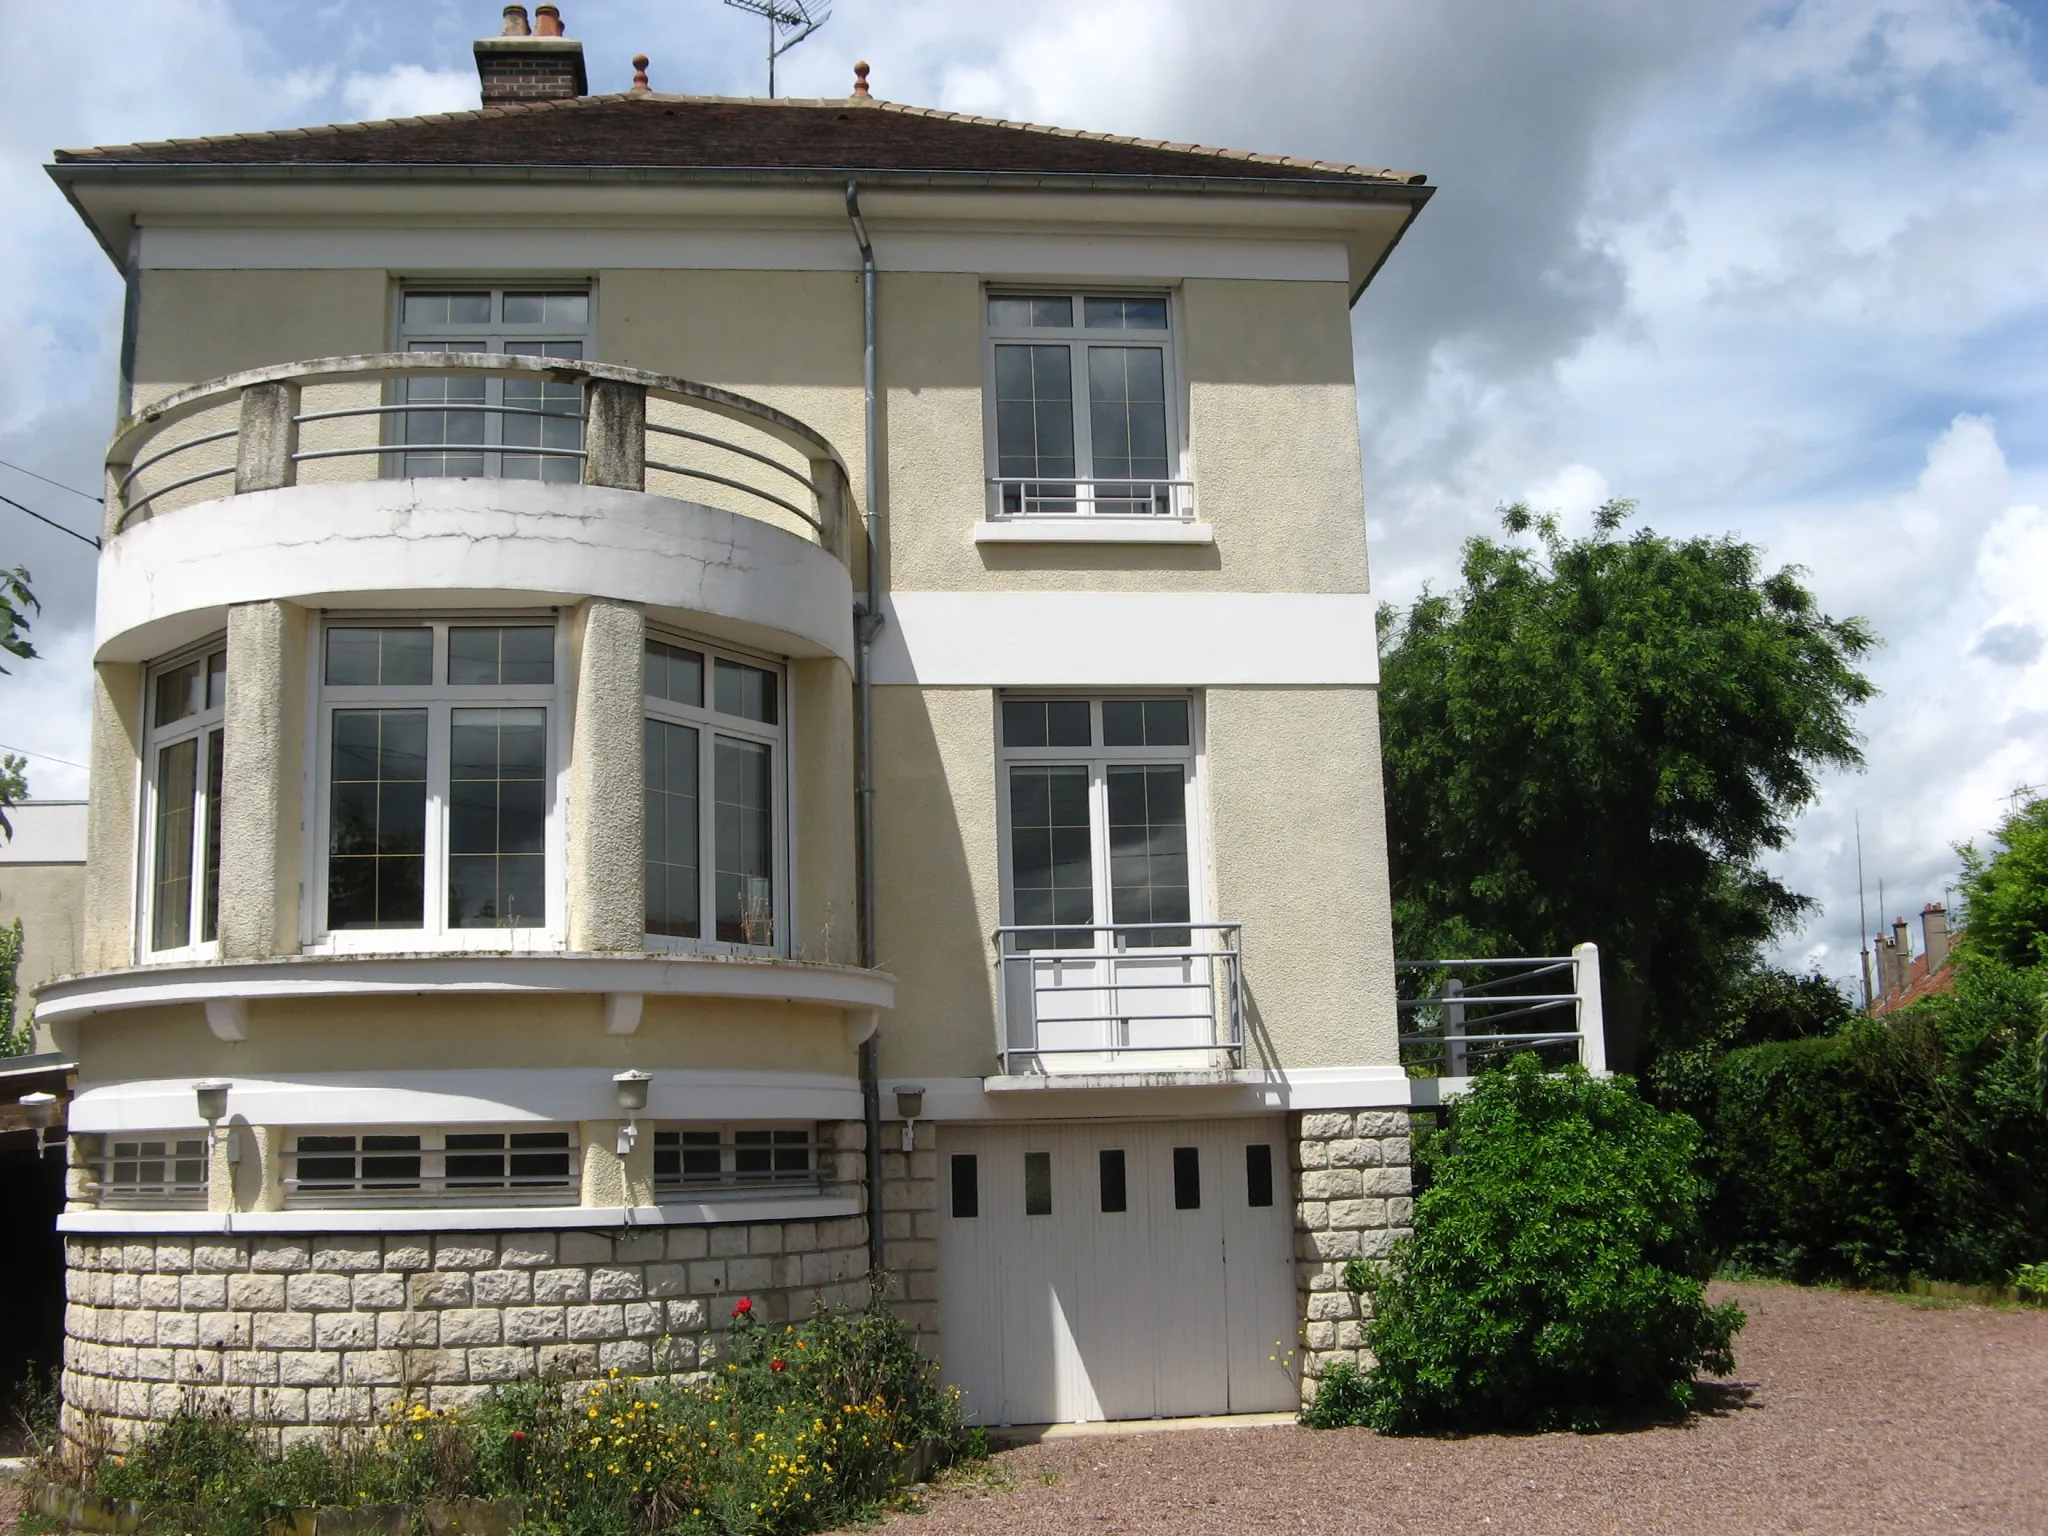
[937,1117,1297,1424]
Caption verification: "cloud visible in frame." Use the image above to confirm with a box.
[340,65,477,123]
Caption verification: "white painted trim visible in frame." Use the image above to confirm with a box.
[886,1064,1412,1121]
[57,1195,860,1236]
[973,520,1214,547]
[138,226,1349,284]
[67,1068,865,1130]
[36,952,895,1024]
[872,593,1380,687]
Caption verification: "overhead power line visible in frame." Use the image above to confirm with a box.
[0,743,86,770]
[0,456,100,504]
[0,492,100,550]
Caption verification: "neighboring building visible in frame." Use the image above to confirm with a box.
[35,6,1593,1439]
[1869,903,1959,1015]
[0,800,88,1045]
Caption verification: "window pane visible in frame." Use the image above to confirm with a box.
[1173,1146,1201,1210]
[503,292,590,326]
[645,639,705,708]
[205,649,228,712]
[1002,698,1091,748]
[153,659,202,728]
[200,728,224,945]
[1099,1148,1127,1214]
[325,627,432,687]
[403,342,488,478]
[448,707,549,929]
[1107,765,1191,948]
[714,736,774,945]
[1008,764,1093,950]
[151,738,198,950]
[1246,1143,1275,1208]
[449,625,555,685]
[327,708,428,929]
[989,295,1072,328]
[713,658,778,724]
[993,343,1076,512]
[503,340,585,484]
[402,292,491,326]
[1087,347,1170,506]
[644,717,700,940]
[1101,698,1190,747]
[1024,1150,1052,1215]
[951,1153,979,1219]
[1083,296,1168,330]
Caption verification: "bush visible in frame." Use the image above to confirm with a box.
[75,1289,968,1536]
[1307,1056,1742,1434]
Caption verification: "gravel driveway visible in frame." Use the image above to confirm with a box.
[868,1282,2048,1536]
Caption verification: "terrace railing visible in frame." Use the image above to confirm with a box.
[104,353,857,567]
[992,922,1244,1075]
[1395,942,1608,1077]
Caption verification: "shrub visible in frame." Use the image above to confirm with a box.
[1308,1056,1742,1434]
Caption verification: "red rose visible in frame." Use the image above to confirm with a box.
[770,1358,786,1373]
[732,1297,753,1317]
[510,1431,526,1442]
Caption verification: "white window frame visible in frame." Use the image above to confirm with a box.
[304,614,569,954]
[642,628,791,958]
[281,1125,582,1209]
[993,693,1210,955]
[137,636,227,963]
[95,1133,210,1209]
[387,282,596,480]
[981,288,1191,521]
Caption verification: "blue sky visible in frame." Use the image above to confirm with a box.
[3,0,2047,995]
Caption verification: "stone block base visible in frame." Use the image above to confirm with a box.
[1292,1108,1413,1402]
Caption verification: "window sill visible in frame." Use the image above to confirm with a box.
[974,519,1214,547]
[57,1193,862,1234]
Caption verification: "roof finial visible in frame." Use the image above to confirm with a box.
[852,60,870,98]
[631,54,651,92]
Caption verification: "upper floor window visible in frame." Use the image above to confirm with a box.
[644,634,785,953]
[393,286,592,483]
[142,641,226,959]
[315,619,560,947]
[984,292,1186,520]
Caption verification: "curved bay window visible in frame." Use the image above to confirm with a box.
[141,641,226,958]
[643,635,784,952]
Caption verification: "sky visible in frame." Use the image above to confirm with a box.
[4,0,2048,996]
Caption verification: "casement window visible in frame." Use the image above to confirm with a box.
[315,619,561,946]
[97,1136,208,1209]
[653,1124,817,1195]
[996,696,1201,952]
[282,1127,579,1207]
[141,641,226,958]
[983,291,1186,519]
[392,286,592,483]
[643,634,785,952]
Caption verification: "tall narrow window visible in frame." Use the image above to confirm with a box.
[1245,1143,1275,1208]
[144,643,226,956]
[1024,1151,1053,1216]
[1099,1148,1128,1214]
[643,636,784,952]
[394,288,591,483]
[985,291,1180,518]
[1173,1145,1201,1210]
[318,621,556,943]
[951,1154,979,1219]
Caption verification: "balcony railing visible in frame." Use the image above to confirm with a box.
[104,353,857,566]
[1395,943,1608,1077]
[992,922,1244,1074]
[988,476,1195,520]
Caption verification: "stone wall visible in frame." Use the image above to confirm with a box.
[1292,1108,1413,1401]
[876,1134,939,1354]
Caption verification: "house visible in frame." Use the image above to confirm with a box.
[1869,903,1959,1015]
[1,799,89,1029]
[34,6,1593,1439]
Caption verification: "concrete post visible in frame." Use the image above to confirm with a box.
[809,458,844,559]
[234,381,300,494]
[582,380,646,491]
[81,662,144,972]
[1574,942,1607,1074]
[218,601,307,959]
[567,598,646,950]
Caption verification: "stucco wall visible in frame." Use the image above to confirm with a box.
[132,269,389,406]
[791,657,858,966]
[0,861,84,1017]
[219,601,306,960]
[82,664,142,972]
[567,598,647,951]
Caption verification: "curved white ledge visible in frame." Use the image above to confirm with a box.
[59,1195,861,1235]
[94,478,854,665]
[37,951,895,1024]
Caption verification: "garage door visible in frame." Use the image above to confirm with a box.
[937,1117,1297,1424]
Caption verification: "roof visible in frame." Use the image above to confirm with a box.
[51,91,1428,194]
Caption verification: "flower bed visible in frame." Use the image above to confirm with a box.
[30,1293,969,1536]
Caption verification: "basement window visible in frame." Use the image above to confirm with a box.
[96,1136,209,1209]
[282,1127,579,1207]
[653,1124,818,1196]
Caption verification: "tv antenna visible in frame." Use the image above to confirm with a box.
[723,0,830,98]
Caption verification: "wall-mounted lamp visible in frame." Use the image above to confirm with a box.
[19,1092,57,1158]
[614,1070,652,1156]
[894,1084,925,1152]
[195,1079,240,1165]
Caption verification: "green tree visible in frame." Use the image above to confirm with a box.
[0,920,31,1056]
[0,564,37,839]
[1956,795,2048,970]
[1379,503,1875,1069]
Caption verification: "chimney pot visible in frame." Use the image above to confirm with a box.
[501,4,530,35]
[535,3,564,36]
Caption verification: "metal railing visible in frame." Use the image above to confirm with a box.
[93,1136,209,1209]
[993,922,1244,1074]
[281,1130,581,1209]
[103,353,857,566]
[1395,942,1607,1076]
[653,1126,819,1196]
[988,476,1194,520]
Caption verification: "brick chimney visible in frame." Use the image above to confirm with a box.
[1921,903,1950,972]
[475,4,588,106]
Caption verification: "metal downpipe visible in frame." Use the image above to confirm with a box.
[847,182,886,1277]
